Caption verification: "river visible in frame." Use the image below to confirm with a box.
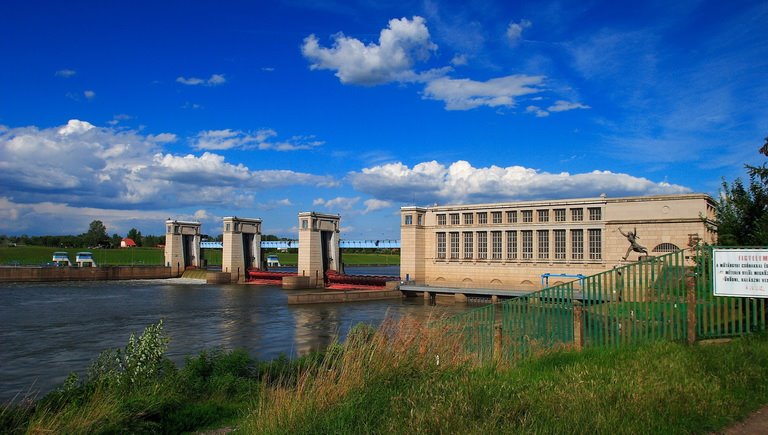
[0,267,471,402]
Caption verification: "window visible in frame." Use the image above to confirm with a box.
[653,243,680,253]
[492,231,502,259]
[450,213,460,225]
[492,212,502,224]
[450,232,460,259]
[436,233,446,259]
[538,210,549,223]
[167,225,172,233]
[571,208,583,222]
[506,230,517,260]
[554,230,566,260]
[589,229,602,260]
[571,229,583,260]
[477,232,488,259]
[522,230,533,259]
[478,212,488,224]
[507,211,518,223]
[404,215,413,225]
[463,232,473,259]
[463,213,474,225]
[417,214,423,225]
[522,210,533,223]
[589,207,602,221]
[300,220,307,230]
[554,209,566,222]
[538,230,549,260]
[437,214,446,225]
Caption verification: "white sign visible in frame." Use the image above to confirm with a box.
[713,248,768,298]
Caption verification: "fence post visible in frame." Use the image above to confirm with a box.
[573,300,584,351]
[494,323,503,362]
[687,273,697,345]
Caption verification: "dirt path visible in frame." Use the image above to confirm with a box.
[720,406,768,434]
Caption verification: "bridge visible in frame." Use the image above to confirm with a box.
[200,239,400,249]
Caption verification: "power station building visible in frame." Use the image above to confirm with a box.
[400,193,716,290]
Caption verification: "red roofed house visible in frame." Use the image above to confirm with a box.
[121,238,137,248]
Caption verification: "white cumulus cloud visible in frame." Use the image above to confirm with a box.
[0,120,338,214]
[423,75,545,110]
[192,129,323,151]
[506,19,532,45]
[302,16,437,85]
[363,198,393,213]
[313,196,360,210]
[548,100,591,112]
[349,160,691,204]
[176,74,227,86]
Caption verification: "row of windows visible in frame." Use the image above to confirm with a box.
[433,207,602,226]
[436,229,602,261]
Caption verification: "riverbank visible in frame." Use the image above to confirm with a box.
[4,319,768,434]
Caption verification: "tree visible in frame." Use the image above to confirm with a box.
[84,220,109,248]
[714,136,768,246]
[127,228,143,247]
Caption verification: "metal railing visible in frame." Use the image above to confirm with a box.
[440,247,768,365]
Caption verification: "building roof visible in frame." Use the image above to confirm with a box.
[121,238,137,247]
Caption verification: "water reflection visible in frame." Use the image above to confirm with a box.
[0,271,470,402]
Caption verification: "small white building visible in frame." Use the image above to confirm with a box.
[75,251,97,267]
[266,254,281,267]
[52,251,72,266]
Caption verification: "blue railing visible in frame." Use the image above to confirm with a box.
[199,239,400,249]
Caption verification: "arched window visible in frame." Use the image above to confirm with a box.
[652,243,679,253]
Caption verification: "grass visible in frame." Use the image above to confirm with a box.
[0,246,398,267]
[5,318,768,434]
[0,246,165,266]
[271,251,400,266]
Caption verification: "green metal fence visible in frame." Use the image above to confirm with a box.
[439,302,496,362]
[500,284,574,362]
[440,247,768,365]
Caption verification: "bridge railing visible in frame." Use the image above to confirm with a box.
[199,239,400,249]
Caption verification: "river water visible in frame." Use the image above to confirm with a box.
[0,267,470,402]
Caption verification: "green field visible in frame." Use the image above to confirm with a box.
[0,246,398,267]
[266,251,399,266]
[0,246,167,266]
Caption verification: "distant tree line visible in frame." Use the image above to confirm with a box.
[0,220,303,249]
[0,220,164,249]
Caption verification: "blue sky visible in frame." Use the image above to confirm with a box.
[1,0,766,239]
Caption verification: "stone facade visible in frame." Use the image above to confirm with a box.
[298,212,340,287]
[222,217,262,282]
[400,194,716,290]
[164,220,201,270]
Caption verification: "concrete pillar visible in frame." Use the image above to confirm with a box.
[573,301,584,351]
[222,217,262,282]
[687,275,697,345]
[298,212,340,288]
[454,293,468,303]
[164,220,201,270]
[493,324,503,362]
[491,295,499,304]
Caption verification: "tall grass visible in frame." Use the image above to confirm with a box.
[5,318,768,434]
[242,320,768,434]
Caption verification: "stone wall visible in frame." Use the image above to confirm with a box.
[0,266,175,282]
